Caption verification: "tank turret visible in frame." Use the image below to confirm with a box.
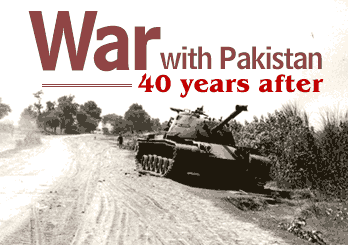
[164,105,247,145]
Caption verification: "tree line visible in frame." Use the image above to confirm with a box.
[16,91,165,135]
[102,103,166,134]
[19,90,102,134]
[0,97,11,121]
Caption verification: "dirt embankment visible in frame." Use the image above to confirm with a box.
[1,135,299,245]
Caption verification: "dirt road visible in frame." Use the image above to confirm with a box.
[0,136,290,245]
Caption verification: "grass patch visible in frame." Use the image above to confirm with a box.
[224,196,268,211]
[219,186,348,244]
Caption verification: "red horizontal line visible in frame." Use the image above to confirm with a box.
[42,84,132,85]
[42,86,132,87]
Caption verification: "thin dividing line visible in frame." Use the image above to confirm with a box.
[42,86,132,87]
[42,84,132,85]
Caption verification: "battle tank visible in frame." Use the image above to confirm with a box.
[135,105,272,188]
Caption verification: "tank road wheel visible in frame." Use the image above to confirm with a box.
[141,155,149,170]
[151,155,157,171]
[158,157,165,175]
[143,155,148,170]
[155,157,161,173]
[150,155,157,171]
[147,155,154,171]
[154,155,160,172]
[152,155,158,171]
[163,158,169,174]
[153,156,158,173]
[157,157,162,173]
[167,159,174,175]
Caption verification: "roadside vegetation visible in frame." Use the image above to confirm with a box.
[228,101,347,200]
[102,103,164,135]
[227,101,348,244]
[19,90,103,135]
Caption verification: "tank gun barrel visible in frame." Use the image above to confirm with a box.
[170,107,184,113]
[210,105,248,134]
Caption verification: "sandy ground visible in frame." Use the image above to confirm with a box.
[0,135,292,245]
[0,132,21,152]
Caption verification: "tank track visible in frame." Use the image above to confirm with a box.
[135,145,178,178]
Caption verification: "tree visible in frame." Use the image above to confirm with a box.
[18,105,37,129]
[124,103,152,132]
[80,101,102,120]
[41,110,60,133]
[78,101,102,133]
[36,100,60,133]
[46,101,55,111]
[76,111,99,133]
[102,113,119,125]
[110,116,129,134]
[102,113,128,134]
[33,90,44,115]
[57,95,79,133]
[150,118,161,131]
[0,98,11,120]
[84,115,99,132]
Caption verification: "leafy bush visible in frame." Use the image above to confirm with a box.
[102,127,110,135]
[232,101,348,200]
[312,109,348,199]
[233,102,318,189]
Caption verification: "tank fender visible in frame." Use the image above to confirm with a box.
[175,143,201,153]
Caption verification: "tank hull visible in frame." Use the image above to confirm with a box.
[135,138,272,188]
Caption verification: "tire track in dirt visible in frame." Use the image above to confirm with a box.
[103,181,169,245]
[70,144,172,245]
[0,135,99,244]
[69,139,271,244]
[2,135,291,244]
[96,154,222,244]
[102,172,224,245]
[0,136,77,244]
[93,140,288,245]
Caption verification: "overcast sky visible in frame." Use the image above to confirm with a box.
[1,0,347,128]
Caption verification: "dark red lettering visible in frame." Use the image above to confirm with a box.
[313,79,323,92]
[259,79,273,92]
[94,26,129,71]
[226,79,236,92]
[221,47,236,69]
[195,79,208,92]
[252,47,265,69]
[237,79,249,92]
[210,79,224,92]
[297,79,310,92]
[160,53,181,69]
[273,52,283,69]
[29,11,97,70]
[135,27,161,70]
[198,47,211,69]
